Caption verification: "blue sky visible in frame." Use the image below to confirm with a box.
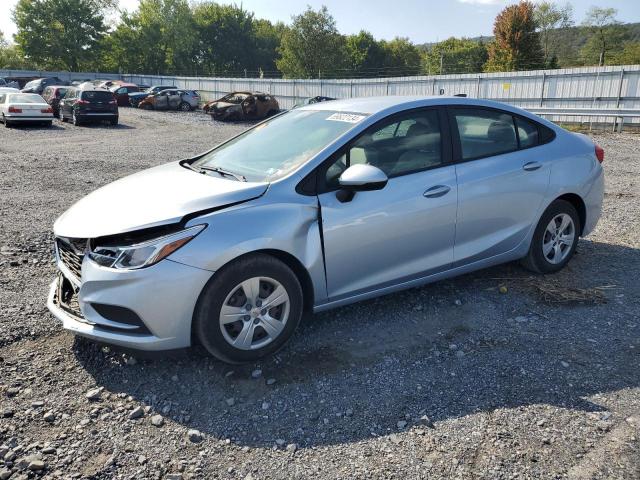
[1,0,639,43]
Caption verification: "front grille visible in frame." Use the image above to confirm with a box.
[54,274,87,322]
[56,238,86,281]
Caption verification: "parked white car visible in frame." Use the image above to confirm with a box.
[0,87,20,94]
[0,92,54,127]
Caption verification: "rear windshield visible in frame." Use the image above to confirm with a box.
[81,91,114,102]
[8,94,45,103]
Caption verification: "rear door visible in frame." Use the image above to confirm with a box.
[449,107,551,265]
[168,91,182,109]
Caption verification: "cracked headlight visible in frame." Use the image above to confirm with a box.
[88,225,205,270]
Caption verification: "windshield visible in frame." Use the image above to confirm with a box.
[8,94,45,103]
[192,109,367,182]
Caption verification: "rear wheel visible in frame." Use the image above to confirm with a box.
[193,254,303,364]
[110,116,118,126]
[521,199,580,274]
[179,102,191,112]
[3,115,11,128]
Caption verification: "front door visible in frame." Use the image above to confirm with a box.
[317,108,458,300]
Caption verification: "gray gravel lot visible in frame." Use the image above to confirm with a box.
[0,109,639,479]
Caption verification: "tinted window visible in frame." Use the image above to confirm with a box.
[0,94,5,103]
[516,117,539,148]
[325,109,443,187]
[454,108,517,160]
[81,91,114,102]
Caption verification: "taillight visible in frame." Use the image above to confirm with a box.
[595,144,604,163]
[8,106,22,113]
[41,107,53,114]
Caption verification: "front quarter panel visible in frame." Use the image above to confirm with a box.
[168,191,327,305]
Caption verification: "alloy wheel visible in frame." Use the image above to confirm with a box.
[542,213,575,264]
[219,276,290,350]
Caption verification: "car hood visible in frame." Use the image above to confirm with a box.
[54,161,268,239]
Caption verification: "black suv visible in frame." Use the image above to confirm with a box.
[21,77,68,94]
[59,87,118,126]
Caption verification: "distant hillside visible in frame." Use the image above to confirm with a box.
[419,22,640,67]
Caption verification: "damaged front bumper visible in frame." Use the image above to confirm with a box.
[47,256,214,351]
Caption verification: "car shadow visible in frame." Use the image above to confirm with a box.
[74,239,640,449]
[72,122,135,130]
[6,123,65,131]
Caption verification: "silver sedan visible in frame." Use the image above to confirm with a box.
[48,96,604,363]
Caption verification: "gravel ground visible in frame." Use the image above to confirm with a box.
[0,109,639,480]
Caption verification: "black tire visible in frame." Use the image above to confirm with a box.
[110,117,118,126]
[193,254,303,364]
[179,102,191,112]
[521,199,580,274]
[45,121,52,127]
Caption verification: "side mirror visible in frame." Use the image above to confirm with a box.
[336,164,388,202]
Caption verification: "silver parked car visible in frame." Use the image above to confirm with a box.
[48,96,604,363]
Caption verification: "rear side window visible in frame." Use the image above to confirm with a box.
[453,108,517,160]
[515,116,539,149]
[82,91,114,102]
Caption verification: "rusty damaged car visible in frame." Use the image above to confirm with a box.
[138,89,200,111]
[202,91,279,121]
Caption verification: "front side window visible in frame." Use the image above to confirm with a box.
[324,109,443,188]
[453,108,517,160]
[193,109,365,182]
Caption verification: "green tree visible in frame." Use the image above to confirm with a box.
[253,19,287,75]
[534,1,573,66]
[345,30,385,76]
[613,42,640,65]
[484,1,545,72]
[193,2,256,75]
[380,37,424,76]
[276,6,347,78]
[13,0,115,71]
[581,7,623,66]
[425,37,488,74]
[0,31,27,69]
[104,0,196,75]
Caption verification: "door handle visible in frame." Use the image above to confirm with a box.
[423,185,451,198]
[523,161,542,171]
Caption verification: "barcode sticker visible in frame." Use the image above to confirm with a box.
[326,113,366,123]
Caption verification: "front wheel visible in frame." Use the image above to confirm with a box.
[521,199,580,274]
[193,254,303,364]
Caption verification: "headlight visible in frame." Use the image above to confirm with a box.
[88,225,205,270]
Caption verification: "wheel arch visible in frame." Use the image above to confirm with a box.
[554,193,586,236]
[190,248,315,345]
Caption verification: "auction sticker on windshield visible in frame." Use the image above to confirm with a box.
[326,113,366,123]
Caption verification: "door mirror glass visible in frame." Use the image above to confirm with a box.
[338,164,388,192]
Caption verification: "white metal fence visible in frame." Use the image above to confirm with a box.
[2,65,640,126]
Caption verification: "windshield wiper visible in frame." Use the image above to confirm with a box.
[199,165,247,182]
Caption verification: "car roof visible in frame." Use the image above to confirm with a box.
[295,95,527,115]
